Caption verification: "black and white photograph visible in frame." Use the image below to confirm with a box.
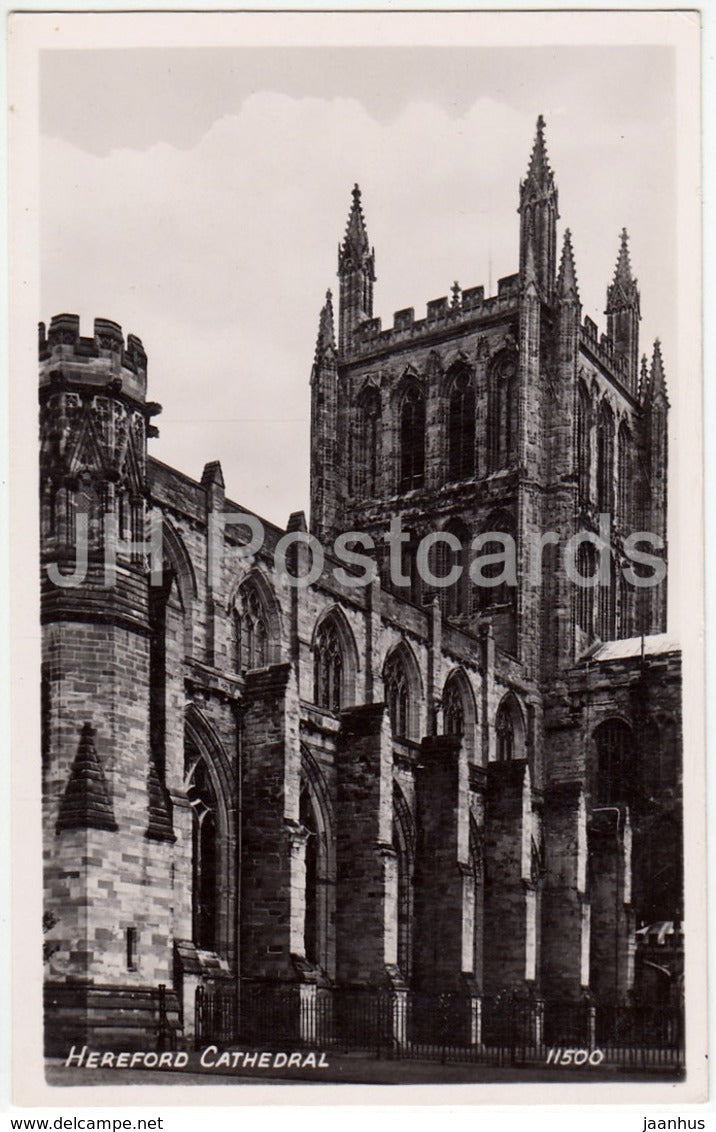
[8,8,705,1104]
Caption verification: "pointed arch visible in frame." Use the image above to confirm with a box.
[487,349,519,471]
[299,745,336,973]
[442,666,477,760]
[597,399,615,514]
[446,363,476,482]
[617,419,631,527]
[383,640,423,741]
[230,568,282,672]
[354,383,382,498]
[434,517,471,618]
[576,381,592,506]
[184,705,236,958]
[397,378,426,492]
[393,780,416,981]
[311,605,359,711]
[474,510,517,655]
[494,692,526,762]
[159,518,197,659]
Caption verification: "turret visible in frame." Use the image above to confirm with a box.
[518,115,559,299]
[606,229,640,393]
[337,184,375,354]
[39,314,160,593]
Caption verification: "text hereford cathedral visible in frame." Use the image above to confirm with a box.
[40,117,683,1053]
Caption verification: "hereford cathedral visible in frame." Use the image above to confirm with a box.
[40,117,683,1054]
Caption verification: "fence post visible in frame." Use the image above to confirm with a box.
[391,989,407,1053]
[469,995,482,1047]
[299,983,317,1045]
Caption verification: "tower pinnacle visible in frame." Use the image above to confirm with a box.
[313,289,336,364]
[337,183,375,353]
[523,113,555,192]
[518,115,559,296]
[556,228,580,302]
[605,228,640,392]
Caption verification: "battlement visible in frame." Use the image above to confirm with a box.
[39,314,148,402]
[580,314,630,389]
[348,274,520,358]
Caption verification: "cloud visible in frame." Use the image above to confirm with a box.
[41,85,676,527]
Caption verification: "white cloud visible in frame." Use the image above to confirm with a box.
[41,86,676,527]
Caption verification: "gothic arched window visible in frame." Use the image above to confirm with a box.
[577,385,591,506]
[300,785,319,965]
[487,353,518,472]
[393,785,415,982]
[187,758,219,950]
[575,542,597,637]
[448,368,476,482]
[384,652,410,739]
[356,387,381,498]
[596,554,616,641]
[400,386,426,492]
[594,718,635,805]
[443,678,465,737]
[234,579,275,673]
[618,421,631,527]
[496,702,515,762]
[313,619,343,712]
[596,401,615,515]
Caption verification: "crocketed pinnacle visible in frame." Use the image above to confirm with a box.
[523,114,555,193]
[606,228,640,313]
[339,183,372,267]
[314,289,336,362]
[638,353,649,401]
[556,228,580,301]
[650,338,669,404]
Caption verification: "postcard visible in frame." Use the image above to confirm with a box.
[8,7,706,1106]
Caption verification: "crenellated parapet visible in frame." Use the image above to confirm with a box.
[580,315,633,393]
[347,275,521,359]
[39,314,151,404]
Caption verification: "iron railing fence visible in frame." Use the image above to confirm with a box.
[194,982,685,1072]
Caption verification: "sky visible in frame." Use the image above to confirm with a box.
[40,44,677,529]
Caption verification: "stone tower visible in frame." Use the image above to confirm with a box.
[39,315,181,1049]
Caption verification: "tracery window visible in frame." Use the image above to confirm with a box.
[487,354,518,472]
[313,619,343,713]
[234,583,269,672]
[400,386,426,492]
[596,555,616,641]
[448,369,476,482]
[443,678,465,737]
[597,401,615,515]
[617,422,631,527]
[577,385,591,506]
[384,653,410,739]
[393,785,415,982]
[496,702,515,762]
[187,759,219,950]
[575,542,597,637]
[355,387,381,498]
[300,785,319,965]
